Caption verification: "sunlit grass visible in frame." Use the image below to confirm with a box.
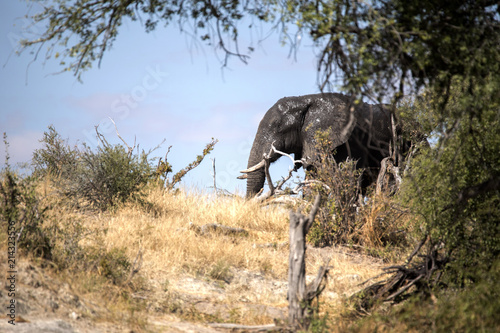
[16,183,391,328]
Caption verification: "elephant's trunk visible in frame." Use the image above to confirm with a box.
[245,140,266,197]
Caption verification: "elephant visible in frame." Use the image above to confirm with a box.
[240,93,399,198]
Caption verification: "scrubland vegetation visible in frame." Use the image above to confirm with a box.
[5,1,499,331]
[1,107,498,331]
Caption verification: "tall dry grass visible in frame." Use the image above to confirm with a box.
[91,188,291,281]
[35,184,392,327]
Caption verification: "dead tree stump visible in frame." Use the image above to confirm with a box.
[288,195,330,330]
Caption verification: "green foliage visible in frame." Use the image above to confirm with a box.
[306,129,363,247]
[76,142,154,210]
[32,125,79,178]
[284,1,500,99]
[352,259,500,332]
[32,126,155,210]
[1,134,53,260]
[20,0,274,79]
[156,138,218,191]
[401,78,500,284]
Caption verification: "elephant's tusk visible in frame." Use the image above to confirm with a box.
[240,159,265,173]
[237,174,248,179]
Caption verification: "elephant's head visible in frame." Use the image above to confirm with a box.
[240,93,394,198]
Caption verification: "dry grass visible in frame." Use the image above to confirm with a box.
[23,185,392,329]
[94,188,291,280]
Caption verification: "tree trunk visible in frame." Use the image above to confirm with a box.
[288,195,329,330]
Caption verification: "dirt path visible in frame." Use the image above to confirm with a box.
[1,246,384,332]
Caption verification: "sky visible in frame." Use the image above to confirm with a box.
[0,1,322,195]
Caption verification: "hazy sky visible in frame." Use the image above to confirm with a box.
[0,1,323,194]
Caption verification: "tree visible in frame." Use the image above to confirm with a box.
[20,0,276,80]
[20,1,499,98]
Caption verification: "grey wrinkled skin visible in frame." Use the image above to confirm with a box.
[244,93,395,197]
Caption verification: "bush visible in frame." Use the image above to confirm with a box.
[32,125,79,178]
[75,142,153,210]
[0,169,53,260]
[307,156,362,248]
[352,259,500,332]
[32,126,218,211]
[32,126,155,210]
[401,79,500,286]
[1,135,53,260]
[304,128,362,247]
[305,128,408,250]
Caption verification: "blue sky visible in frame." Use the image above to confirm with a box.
[0,1,322,194]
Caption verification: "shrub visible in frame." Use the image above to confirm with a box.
[305,128,364,247]
[32,126,218,210]
[1,134,54,260]
[307,158,362,247]
[75,142,153,210]
[32,126,155,210]
[305,124,416,252]
[154,138,218,191]
[32,125,78,178]
[400,80,500,286]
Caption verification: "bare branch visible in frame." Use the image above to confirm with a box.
[271,144,306,167]
[208,323,276,331]
[109,117,134,156]
[251,144,306,202]
[210,157,217,194]
[264,157,275,194]
[288,194,328,330]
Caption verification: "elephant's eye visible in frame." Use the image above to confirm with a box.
[269,118,281,129]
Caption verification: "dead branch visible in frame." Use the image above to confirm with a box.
[210,157,217,194]
[265,157,275,194]
[108,117,135,157]
[306,258,331,300]
[271,145,306,168]
[94,125,110,147]
[207,323,280,332]
[376,157,402,195]
[166,139,218,190]
[405,234,428,266]
[252,145,305,202]
[288,195,330,330]
[351,238,448,313]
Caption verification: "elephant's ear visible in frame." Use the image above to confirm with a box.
[302,95,357,152]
